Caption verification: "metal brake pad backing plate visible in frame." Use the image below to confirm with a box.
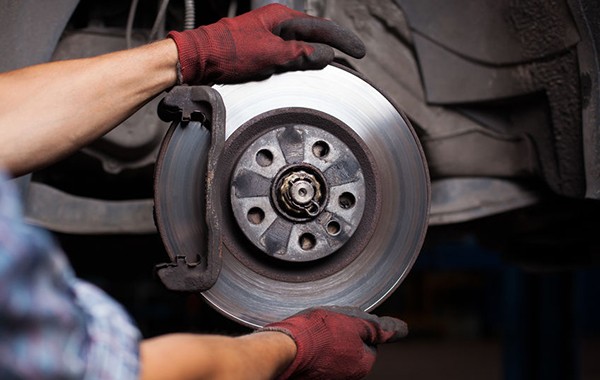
[155,65,430,328]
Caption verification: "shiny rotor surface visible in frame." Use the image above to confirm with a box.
[201,65,430,328]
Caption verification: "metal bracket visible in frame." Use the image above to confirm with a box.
[154,86,225,292]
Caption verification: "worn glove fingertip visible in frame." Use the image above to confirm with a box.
[378,316,409,341]
[346,36,366,59]
[277,43,333,73]
[319,21,366,58]
[276,17,366,59]
[329,26,365,59]
[306,43,335,68]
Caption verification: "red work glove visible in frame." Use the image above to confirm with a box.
[167,4,365,84]
[260,306,408,380]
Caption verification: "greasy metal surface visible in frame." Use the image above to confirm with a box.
[202,65,429,327]
[230,125,366,262]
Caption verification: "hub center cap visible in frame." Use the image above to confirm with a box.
[274,166,326,221]
[289,179,314,205]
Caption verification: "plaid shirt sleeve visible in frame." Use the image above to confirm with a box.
[0,174,141,379]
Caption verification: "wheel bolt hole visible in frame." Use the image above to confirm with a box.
[326,221,341,236]
[339,192,356,209]
[299,233,316,251]
[247,207,265,225]
[256,149,273,167]
[312,141,330,159]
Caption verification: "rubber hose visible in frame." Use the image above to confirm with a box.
[149,0,171,40]
[184,0,195,30]
[126,0,139,49]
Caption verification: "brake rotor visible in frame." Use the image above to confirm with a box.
[156,65,429,327]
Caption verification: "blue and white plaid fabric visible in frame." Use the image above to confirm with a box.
[0,173,140,379]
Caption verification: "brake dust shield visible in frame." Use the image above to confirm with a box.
[154,65,430,328]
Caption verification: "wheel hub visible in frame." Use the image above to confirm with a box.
[230,123,367,263]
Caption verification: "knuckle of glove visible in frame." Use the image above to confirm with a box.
[242,3,305,33]
[266,307,407,380]
[257,3,308,22]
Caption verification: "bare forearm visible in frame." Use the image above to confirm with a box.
[139,332,296,380]
[0,39,178,176]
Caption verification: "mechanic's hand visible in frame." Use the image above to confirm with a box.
[259,306,408,380]
[167,4,365,84]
